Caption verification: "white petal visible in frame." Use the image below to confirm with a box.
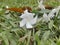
[49,9,56,14]
[48,9,56,18]
[40,5,45,10]
[20,14,26,18]
[20,12,35,19]
[27,13,35,19]
[43,13,48,18]
[30,15,37,25]
[38,0,45,10]
[20,10,29,18]
[26,23,33,28]
[20,19,26,27]
[43,13,50,22]
[24,9,29,13]
[48,14,54,19]
[24,10,35,16]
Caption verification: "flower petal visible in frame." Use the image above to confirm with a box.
[26,23,33,28]
[43,13,50,22]
[24,9,29,13]
[20,10,29,18]
[20,14,25,18]
[38,0,45,10]
[20,19,26,27]
[48,9,56,18]
[43,13,48,18]
[20,10,35,19]
[30,15,37,25]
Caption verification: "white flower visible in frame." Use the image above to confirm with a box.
[20,10,37,28]
[42,8,57,22]
[48,9,56,18]
[38,0,45,10]
[48,6,60,18]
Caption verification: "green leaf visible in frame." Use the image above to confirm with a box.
[26,31,31,45]
[48,20,54,29]
[35,30,41,45]
[1,32,9,45]
[56,38,60,45]
[42,31,50,41]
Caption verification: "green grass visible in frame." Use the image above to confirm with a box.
[0,0,60,45]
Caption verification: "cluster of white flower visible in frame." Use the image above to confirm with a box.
[20,0,60,28]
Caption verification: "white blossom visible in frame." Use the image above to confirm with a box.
[42,8,57,22]
[38,0,45,10]
[20,10,37,28]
